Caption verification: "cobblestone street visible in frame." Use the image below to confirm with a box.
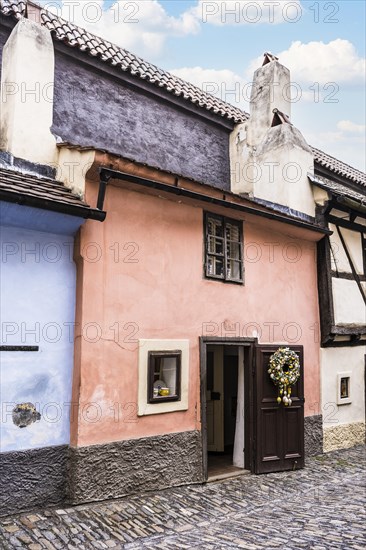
[0,446,365,550]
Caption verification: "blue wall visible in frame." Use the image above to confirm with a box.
[0,204,83,452]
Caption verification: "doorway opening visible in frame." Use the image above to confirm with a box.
[201,338,305,479]
[205,343,250,481]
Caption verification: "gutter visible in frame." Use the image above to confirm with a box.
[0,188,106,222]
[99,168,331,235]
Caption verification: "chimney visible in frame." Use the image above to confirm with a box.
[230,53,315,217]
[0,8,57,165]
[247,53,291,147]
[26,1,43,24]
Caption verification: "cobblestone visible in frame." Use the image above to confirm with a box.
[0,446,365,549]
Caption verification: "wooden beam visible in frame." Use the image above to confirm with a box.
[328,215,366,233]
[336,226,366,304]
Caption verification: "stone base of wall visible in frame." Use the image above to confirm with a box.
[67,430,204,505]
[1,420,327,517]
[0,445,68,517]
[324,421,365,452]
[0,431,203,516]
[304,414,323,456]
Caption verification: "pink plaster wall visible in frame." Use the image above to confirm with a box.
[74,183,321,447]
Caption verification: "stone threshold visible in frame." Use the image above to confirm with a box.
[206,469,251,483]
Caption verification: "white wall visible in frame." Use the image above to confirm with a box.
[329,224,364,274]
[332,278,366,326]
[0,225,77,452]
[321,346,365,428]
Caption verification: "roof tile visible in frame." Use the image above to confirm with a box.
[0,0,25,17]
[308,173,366,203]
[0,165,98,213]
[312,147,366,187]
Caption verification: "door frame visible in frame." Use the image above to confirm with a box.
[199,337,257,480]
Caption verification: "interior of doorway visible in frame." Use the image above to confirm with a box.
[206,344,249,481]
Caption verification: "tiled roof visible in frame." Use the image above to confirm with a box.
[1,1,365,188]
[0,166,105,219]
[34,5,247,124]
[0,0,246,123]
[312,147,366,187]
[0,0,25,17]
[308,173,366,205]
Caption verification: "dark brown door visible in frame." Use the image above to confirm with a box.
[253,345,304,474]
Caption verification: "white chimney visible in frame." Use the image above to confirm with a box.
[0,15,57,165]
[247,53,291,147]
[230,53,315,217]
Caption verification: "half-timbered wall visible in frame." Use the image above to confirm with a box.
[318,195,366,451]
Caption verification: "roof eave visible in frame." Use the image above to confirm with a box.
[0,188,106,221]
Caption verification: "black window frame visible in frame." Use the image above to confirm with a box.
[204,212,244,284]
[147,350,182,404]
[340,376,350,399]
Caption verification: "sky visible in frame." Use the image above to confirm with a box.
[40,0,365,171]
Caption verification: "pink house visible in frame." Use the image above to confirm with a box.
[66,153,326,503]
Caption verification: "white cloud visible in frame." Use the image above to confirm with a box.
[170,66,365,171]
[42,0,200,58]
[305,128,365,172]
[247,39,366,86]
[170,66,249,110]
[191,0,303,26]
[337,120,366,134]
[40,1,306,60]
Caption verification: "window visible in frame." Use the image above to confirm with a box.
[337,372,352,405]
[138,339,189,416]
[148,351,181,403]
[204,213,243,283]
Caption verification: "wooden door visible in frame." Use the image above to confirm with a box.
[253,345,304,474]
[206,346,224,452]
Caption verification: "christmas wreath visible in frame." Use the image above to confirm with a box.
[268,347,300,407]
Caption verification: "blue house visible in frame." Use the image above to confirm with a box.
[0,158,105,514]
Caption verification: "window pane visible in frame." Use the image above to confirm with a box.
[161,357,178,396]
[208,235,224,255]
[227,241,241,260]
[227,260,242,281]
[226,223,240,242]
[340,377,350,399]
[208,217,223,237]
[207,255,224,277]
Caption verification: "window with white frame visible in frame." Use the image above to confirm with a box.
[138,340,189,416]
[204,213,243,283]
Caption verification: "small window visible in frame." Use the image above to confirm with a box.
[148,351,181,403]
[204,213,243,283]
[340,377,350,399]
[337,372,352,405]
